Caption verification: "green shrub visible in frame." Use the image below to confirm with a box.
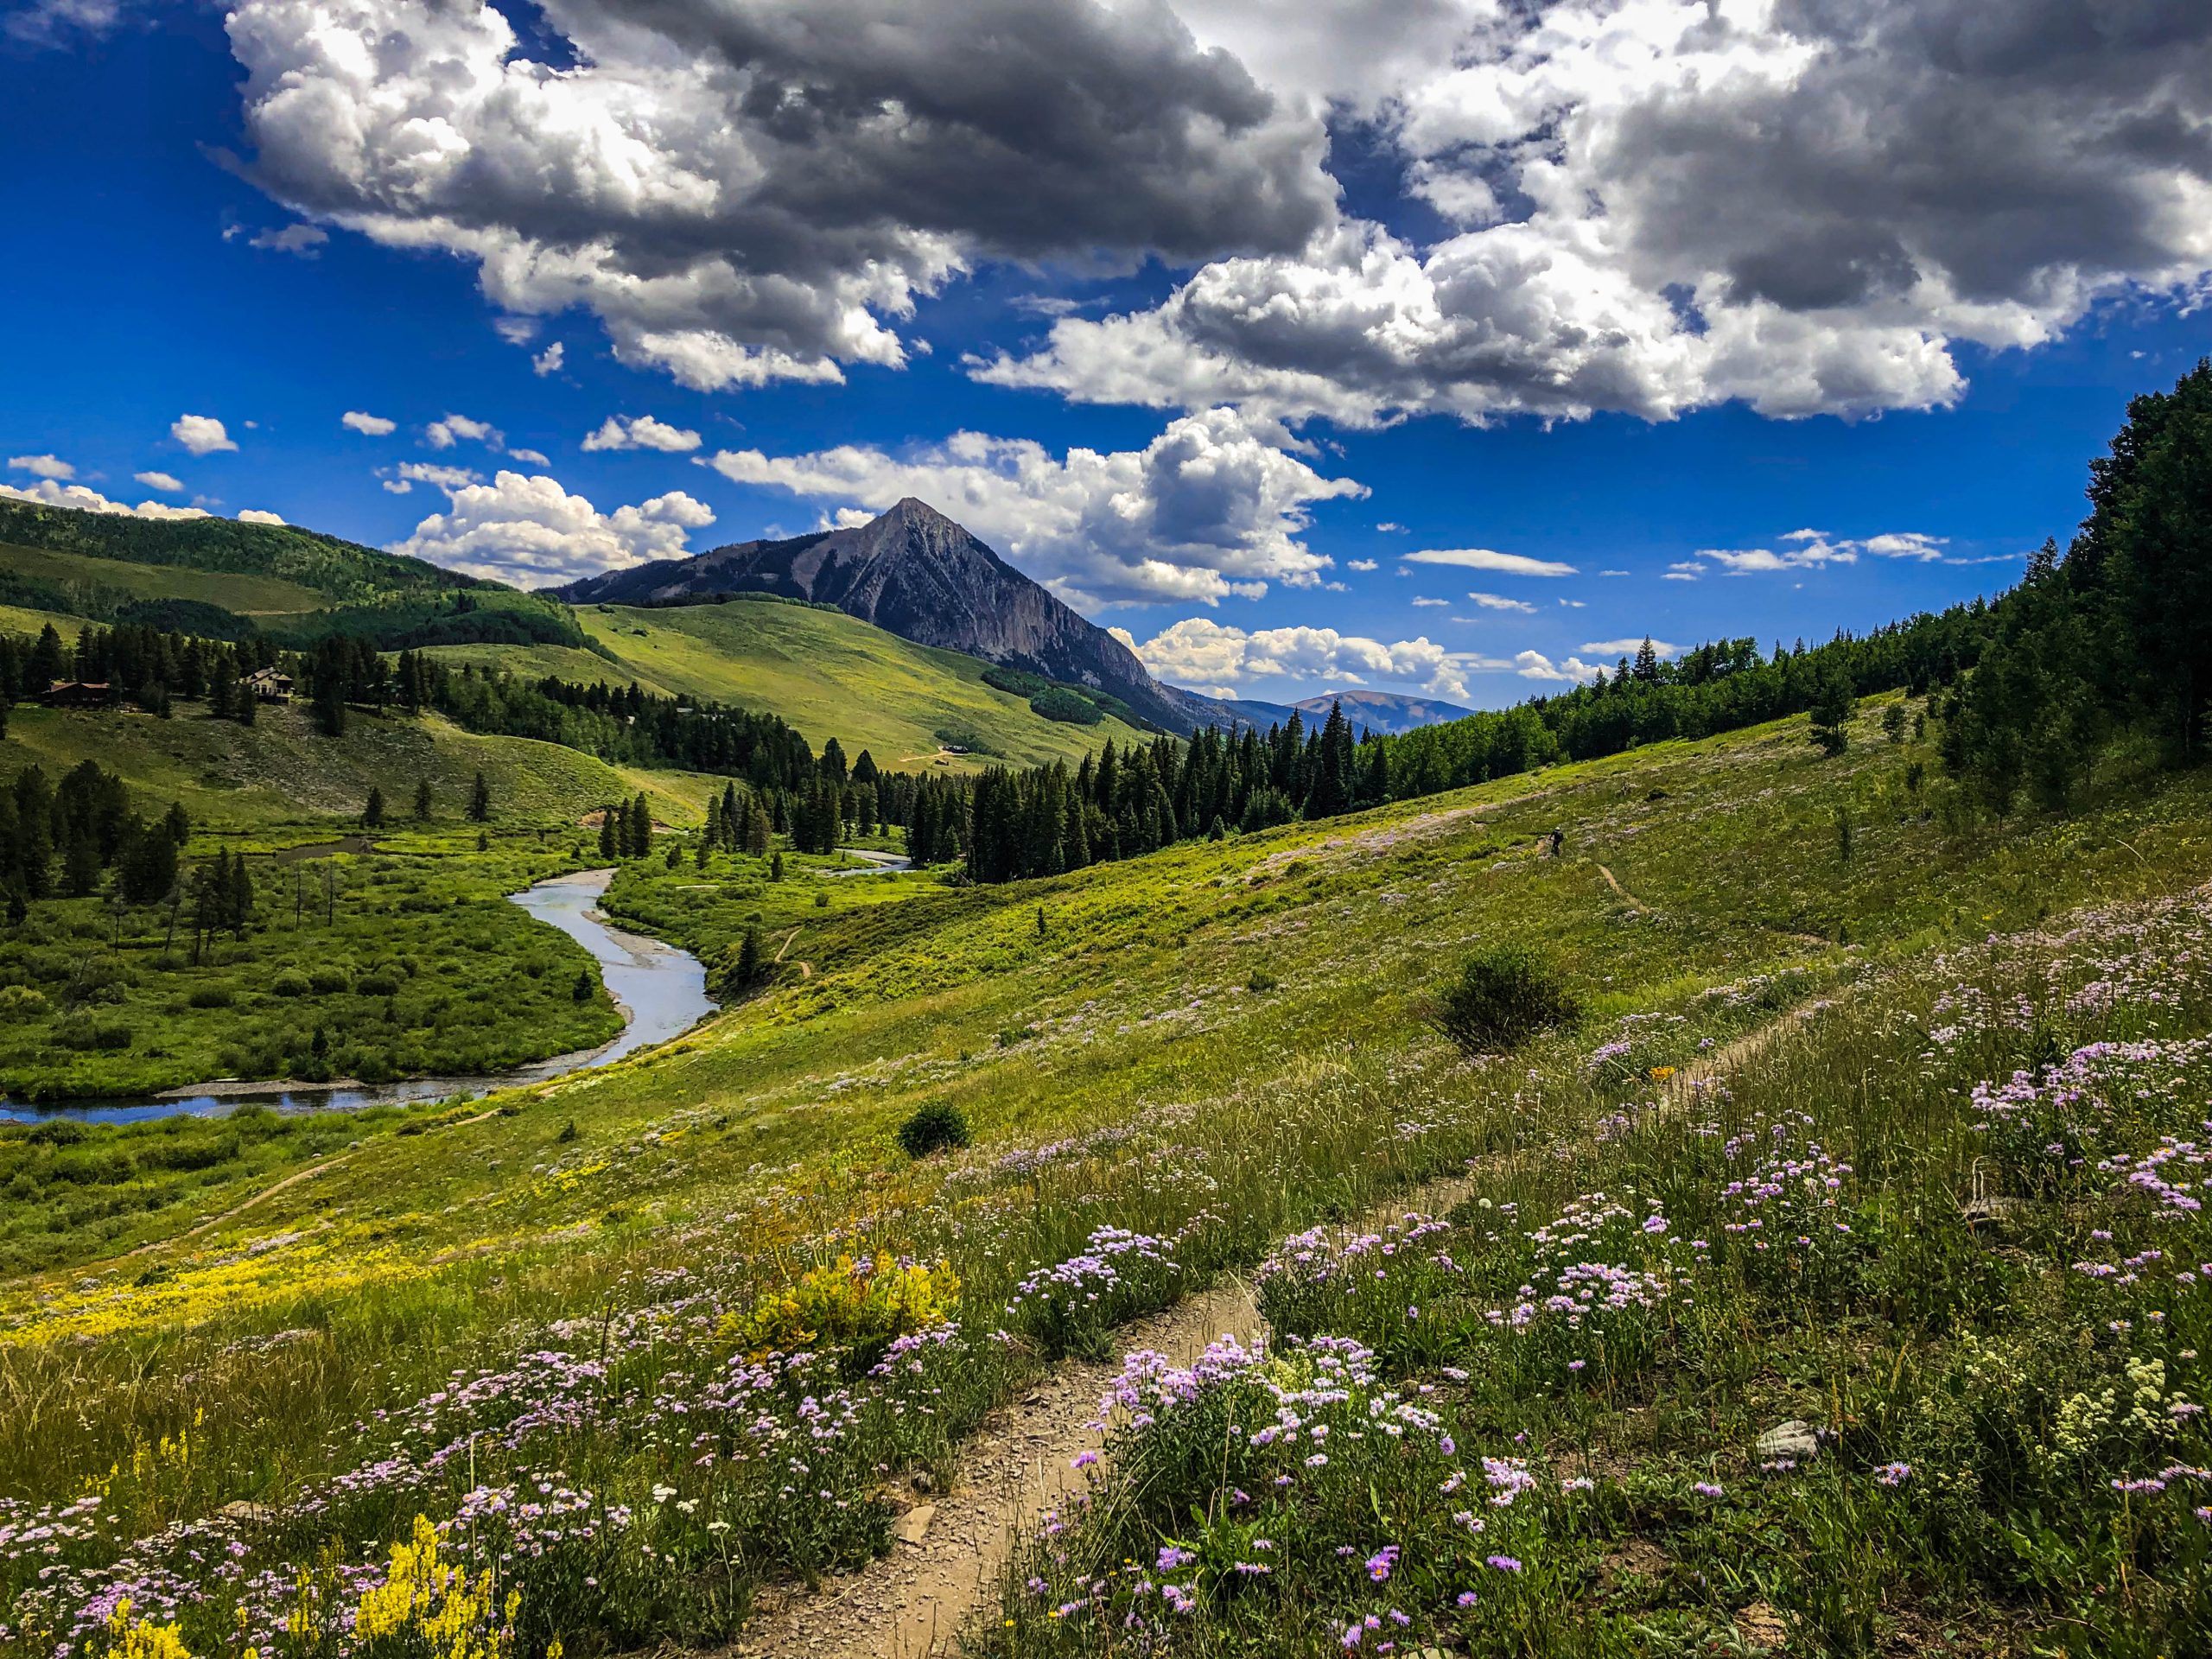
[54,1017,134,1052]
[188,986,234,1009]
[1430,943,1578,1055]
[270,970,311,998]
[0,985,49,1020]
[898,1103,971,1160]
[308,968,351,995]
[1246,970,1279,993]
[354,973,400,996]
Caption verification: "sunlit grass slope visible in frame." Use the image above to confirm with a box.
[0,702,715,830]
[13,694,2208,1306]
[569,596,1157,769]
[0,540,331,620]
[7,695,2212,1656]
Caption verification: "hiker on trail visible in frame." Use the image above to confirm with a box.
[1549,828,1565,858]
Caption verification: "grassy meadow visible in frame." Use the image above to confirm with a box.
[5,694,2212,1656]
[423,596,1160,772]
[0,540,333,624]
[0,702,733,1116]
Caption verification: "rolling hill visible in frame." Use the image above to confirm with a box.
[559,497,1256,734]
[423,594,1160,772]
[0,505,1165,774]
[0,698,719,830]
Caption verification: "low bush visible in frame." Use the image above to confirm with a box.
[1429,942,1578,1054]
[54,1017,134,1052]
[187,986,234,1009]
[898,1102,971,1160]
[724,1251,957,1370]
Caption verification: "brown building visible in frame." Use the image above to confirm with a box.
[244,667,294,702]
[40,680,111,709]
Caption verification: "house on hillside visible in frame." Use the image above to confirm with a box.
[40,680,111,709]
[244,667,293,702]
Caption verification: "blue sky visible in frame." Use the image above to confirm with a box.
[4,1,2210,708]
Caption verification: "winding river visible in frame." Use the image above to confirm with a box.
[0,869,716,1126]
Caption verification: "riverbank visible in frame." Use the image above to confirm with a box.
[0,869,716,1124]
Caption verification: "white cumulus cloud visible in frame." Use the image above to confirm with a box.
[426,413,503,452]
[171,414,237,455]
[0,479,215,520]
[1402,547,1578,577]
[238,508,287,524]
[1465,591,1536,613]
[8,454,74,480]
[390,469,715,587]
[702,407,1364,609]
[342,410,396,435]
[1676,529,1955,577]
[135,471,186,493]
[976,0,2212,427]
[533,342,565,377]
[1123,615,1508,701]
[1513,649,1605,684]
[583,415,702,454]
[225,0,1334,391]
[1582,637,1679,658]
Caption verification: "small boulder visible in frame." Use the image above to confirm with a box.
[1757,1420,1820,1463]
[891,1503,936,1546]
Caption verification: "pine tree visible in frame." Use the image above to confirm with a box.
[597,810,619,860]
[363,786,385,828]
[1808,663,1856,756]
[734,925,763,988]
[310,636,349,736]
[1307,701,1356,818]
[226,852,254,937]
[413,778,433,821]
[468,772,492,822]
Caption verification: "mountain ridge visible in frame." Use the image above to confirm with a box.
[1294,688,1474,735]
[560,499,1251,734]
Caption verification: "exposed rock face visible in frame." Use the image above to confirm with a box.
[562,498,1220,731]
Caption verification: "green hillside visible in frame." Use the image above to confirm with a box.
[0,499,480,607]
[0,540,332,621]
[0,507,1158,773]
[0,501,585,651]
[430,595,1158,772]
[0,702,715,830]
[6,693,2212,1652]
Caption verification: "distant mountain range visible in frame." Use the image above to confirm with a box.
[559,498,1282,735]
[1294,689,1475,736]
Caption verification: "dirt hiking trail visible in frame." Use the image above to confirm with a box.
[734,1001,1819,1656]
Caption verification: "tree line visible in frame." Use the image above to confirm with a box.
[0,761,191,918]
[1941,359,2212,814]
[927,604,1999,883]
